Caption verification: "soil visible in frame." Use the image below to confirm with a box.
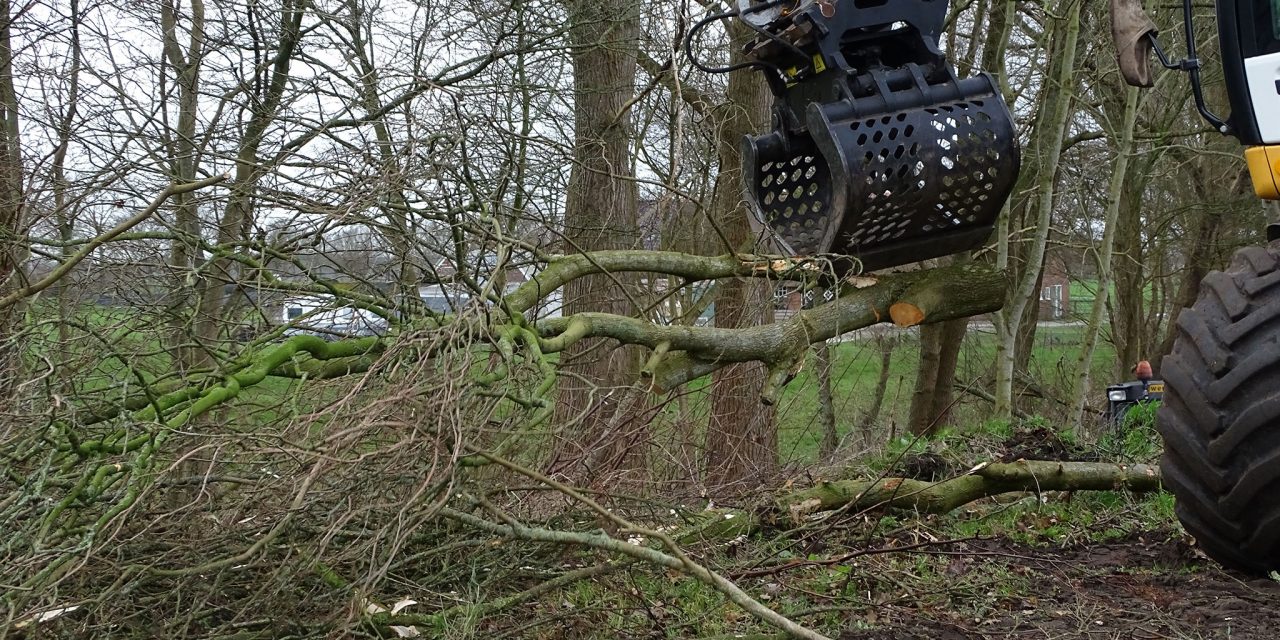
[899,452,952,481]
[998,426,1097,464]
[836,529,1280,639]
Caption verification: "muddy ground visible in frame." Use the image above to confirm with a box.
[836,529,1280,639]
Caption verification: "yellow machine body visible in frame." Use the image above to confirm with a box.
[1246,146,1280,200]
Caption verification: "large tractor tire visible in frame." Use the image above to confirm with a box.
[1159,243,1280,574]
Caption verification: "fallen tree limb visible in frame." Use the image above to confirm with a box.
[367,456,1159,638]
[535,261,1007,392]
[777,460,1162,519]
[440,506,831,640]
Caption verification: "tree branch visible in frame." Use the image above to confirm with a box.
[534,262,1006,393]
[636,51,715,118]
[439,506,831,640]
[0,173,229,311]
[778,460,1162,518]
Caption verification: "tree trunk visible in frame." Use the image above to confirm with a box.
[703,20,777,491]
[816,339,838,457]
[993,0,1081,419]
[343,0,420,306]
[979,0,1015,83]
[858,336,896,448]
[0,0,23,397]
[191,0,304,361]
[907,254,969,436]
[161,0,206,374]
[551,0,643,481]
[930,317,967,428]
[906,319,965,437]
[1072,85,1139,430]
[53,0,83,385]
[1109,168,1149,379]
[908,322,944,435]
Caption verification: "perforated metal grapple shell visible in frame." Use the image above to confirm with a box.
[745,77,1020,272]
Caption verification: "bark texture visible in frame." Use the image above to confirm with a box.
[778,460,1162,517]
[704,21,777,491]
[552,0,644,480]
[930,319,966,427]
[908,322,944,435]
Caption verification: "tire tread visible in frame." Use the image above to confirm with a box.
[1160,242,1280,575]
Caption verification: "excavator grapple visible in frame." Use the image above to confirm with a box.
[731,0,1021,272]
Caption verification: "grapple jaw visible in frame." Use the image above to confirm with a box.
[738,0,1021,273]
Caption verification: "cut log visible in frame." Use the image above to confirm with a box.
[777,460,1161,520]
[889,263,1008,328]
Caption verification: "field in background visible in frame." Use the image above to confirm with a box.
[773,324,1120,463]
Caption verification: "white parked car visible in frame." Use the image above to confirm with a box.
[281,296,387,341]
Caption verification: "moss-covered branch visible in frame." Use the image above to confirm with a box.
[778,460,1162,519]
[535,261,1006,392]
[505,251,829,313]
[65,335,383,455]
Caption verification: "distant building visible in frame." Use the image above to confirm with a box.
[1039,254,1072,321]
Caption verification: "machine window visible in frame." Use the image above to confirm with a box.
[1269,0,1280,52]
[1273,0,1280,41]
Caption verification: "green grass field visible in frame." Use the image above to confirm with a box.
[772,324,1119,463]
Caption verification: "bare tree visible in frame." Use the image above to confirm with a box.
[550,0,646,482]
[703,20,778,489]
[0,0,25,394]
[992,0,1083,419]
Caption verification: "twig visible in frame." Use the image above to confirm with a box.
[367,561,623,628]
[0,173,229,311]
[439,506,830,640]
[729,536,985,579]
[458,448,830,640]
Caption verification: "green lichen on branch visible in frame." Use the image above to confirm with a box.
[533,260,1006,393]
[778,460,1162,519]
